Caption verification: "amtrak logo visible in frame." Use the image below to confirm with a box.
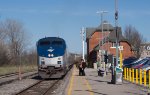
[47,48,54,52]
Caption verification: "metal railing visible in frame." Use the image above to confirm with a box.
[123,67,150,87]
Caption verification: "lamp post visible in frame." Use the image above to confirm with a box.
[103,22,110,53]
[101,11,108,55]
[97,11,108,53]
[101,11,108,73]
[97,11,108,76]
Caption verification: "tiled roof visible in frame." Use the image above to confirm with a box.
[108,27,125,42]
[86,21,114,40]
[86,27,96,39]
[86,21,133,51]
[96,21,114,31]
[141,43,150,46]
[94,27,132,51]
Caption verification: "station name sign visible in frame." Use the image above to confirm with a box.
[145,45,150,51]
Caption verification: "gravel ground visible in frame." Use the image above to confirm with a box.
[0,78,39,95]
[0,71,37,86]
[0,69,72,95]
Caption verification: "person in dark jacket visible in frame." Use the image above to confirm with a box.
[79,59,84,76]
[82,61,86,76]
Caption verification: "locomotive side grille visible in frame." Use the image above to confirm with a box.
[57,61,61,64]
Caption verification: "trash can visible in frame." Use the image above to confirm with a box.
[116,66,123,83]
[94,63,97,69]
[98,67,105,77]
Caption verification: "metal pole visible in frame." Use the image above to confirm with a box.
[100,11,108,55]
[101,11,108,73]
[81,27,85,61]
[101,12,103,57]
[82,27,85,61]
[115,0,119,67]
[101,12,105,72]
[107,24,110,54]
[111,0,119,84]
[115,0,119,84]
[18,53,22,80]
[97,11,108,74]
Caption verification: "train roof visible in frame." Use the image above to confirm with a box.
[38,37,65,42]
[37,37,66,46]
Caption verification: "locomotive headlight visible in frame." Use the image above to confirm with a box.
[51,54,54,57]
[58,57,61,60]
[48,54,54,57]
[48,54,51,57]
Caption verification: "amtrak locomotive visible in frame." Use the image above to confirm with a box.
[37,37,69,78]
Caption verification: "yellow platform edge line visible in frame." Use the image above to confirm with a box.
[67,65,75,95]
[84,78,94,95]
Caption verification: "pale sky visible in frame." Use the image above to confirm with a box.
[0,0,150,53]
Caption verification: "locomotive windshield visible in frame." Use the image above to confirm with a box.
[52,41,62,45]
[38,38,65,49]
[40,41,50,45]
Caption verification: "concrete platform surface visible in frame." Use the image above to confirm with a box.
[66,66,149,95]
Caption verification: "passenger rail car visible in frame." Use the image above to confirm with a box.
[37,37,70,78]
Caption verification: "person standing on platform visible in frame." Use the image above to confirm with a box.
[82,61,86,76]
[79,59,84,76]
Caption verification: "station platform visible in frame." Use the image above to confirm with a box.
[65,65,149,95]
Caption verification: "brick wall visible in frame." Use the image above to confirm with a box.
[101,41,134,59]
[89,31,109,53]
[87,31,134,62]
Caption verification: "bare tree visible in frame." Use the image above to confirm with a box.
[4,19,26,64]
[22,48,37,65]
[124,25,146,58]
[0,21,9,65]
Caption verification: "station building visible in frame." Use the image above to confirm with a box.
[140,43,150,58]
[86,21,135,67]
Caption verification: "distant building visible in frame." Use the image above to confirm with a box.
[86,21,134,67]
[140,43,150,58]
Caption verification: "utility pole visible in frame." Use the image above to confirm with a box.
[115,0,119,68]
[18,53,22,80]
[80,27,85,61]
[111,0,119,84]
[101,11,108,75]
[97,11,108,53]
[97,11,108,76]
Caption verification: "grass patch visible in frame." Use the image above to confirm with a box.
[0,64,37,75]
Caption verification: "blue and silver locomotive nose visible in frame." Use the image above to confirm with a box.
[37,37,66,67]
[37,37,69,79]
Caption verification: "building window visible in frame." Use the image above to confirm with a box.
[112,42,116,47]
[111,42,120,48]
[147,51,150,55]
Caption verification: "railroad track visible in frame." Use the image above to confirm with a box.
[0,73,18,79]
[0,70,37,79]
[14,66,72,95]
[0,71,38,86]
[15,79,60,95]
